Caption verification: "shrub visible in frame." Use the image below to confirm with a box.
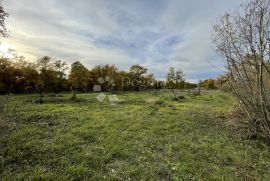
[177,95,185,99]
[70,91,77,101]
[213,0,270,140]
[192,92,200,96]
[171,95,186,101]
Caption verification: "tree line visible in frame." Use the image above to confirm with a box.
[0,56,209,94]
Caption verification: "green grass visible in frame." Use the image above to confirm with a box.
[0,92,270,180]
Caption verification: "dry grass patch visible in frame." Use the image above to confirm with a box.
[144,98,164,105]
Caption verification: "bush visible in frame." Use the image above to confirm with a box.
[172,95,185,101]
[213,0,270,140]
[70,91,77,101]
[177,95,185,99]
[192,92,200,96]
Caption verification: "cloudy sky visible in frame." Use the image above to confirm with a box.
[1,0,245,82]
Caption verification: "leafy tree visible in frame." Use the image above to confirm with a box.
[53,60,69,92]
[117,70,131,91]
[129,64,147,91]
[166,67,185,89]
[21,63,39,93]
[89,64,118,91]
[198,79,216,89]
[0,58,13,93]
[69,61,89,99]
[0,55,197,94]
[143,73,155,90]
[215,75,230,92]
[184,82,197,89]
[166,67,175,89]
[198,80,205,88]
[166,67,185,98]
[154,80,165,89]
[0,57,40,94]
[12,56,39,93]
[175,69,185,89]
[36,56,58,94]
[206,79,216,89]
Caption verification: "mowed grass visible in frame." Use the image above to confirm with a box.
[0,91,270,180]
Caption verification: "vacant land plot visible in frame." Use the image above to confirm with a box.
[0,92,269,180]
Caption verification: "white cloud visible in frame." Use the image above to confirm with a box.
[1,0,246,81]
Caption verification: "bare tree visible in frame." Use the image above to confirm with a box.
[212,0,270,139]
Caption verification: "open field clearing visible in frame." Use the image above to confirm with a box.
[0,92,269,180]
[2,0,270,180]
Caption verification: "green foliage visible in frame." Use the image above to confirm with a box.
[129,64,148,90]
[0,57,203,94]
[214,74,232,92]
[0,56,70,94]
[36,56,58,93]
[184,82,197,89]
[89,64,118,91]
[0,59,165,94]
[166,67,185,89]
[129,64,147,78]
[198,79,217,89]
[53,60,69,93]
[68,61,89,92]
[0,58,13,93]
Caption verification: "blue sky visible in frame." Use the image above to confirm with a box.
[1,0,245,82]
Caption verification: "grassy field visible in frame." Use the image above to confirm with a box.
[0,92,270,180]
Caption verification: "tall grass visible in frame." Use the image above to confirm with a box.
[0,95,16,134]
